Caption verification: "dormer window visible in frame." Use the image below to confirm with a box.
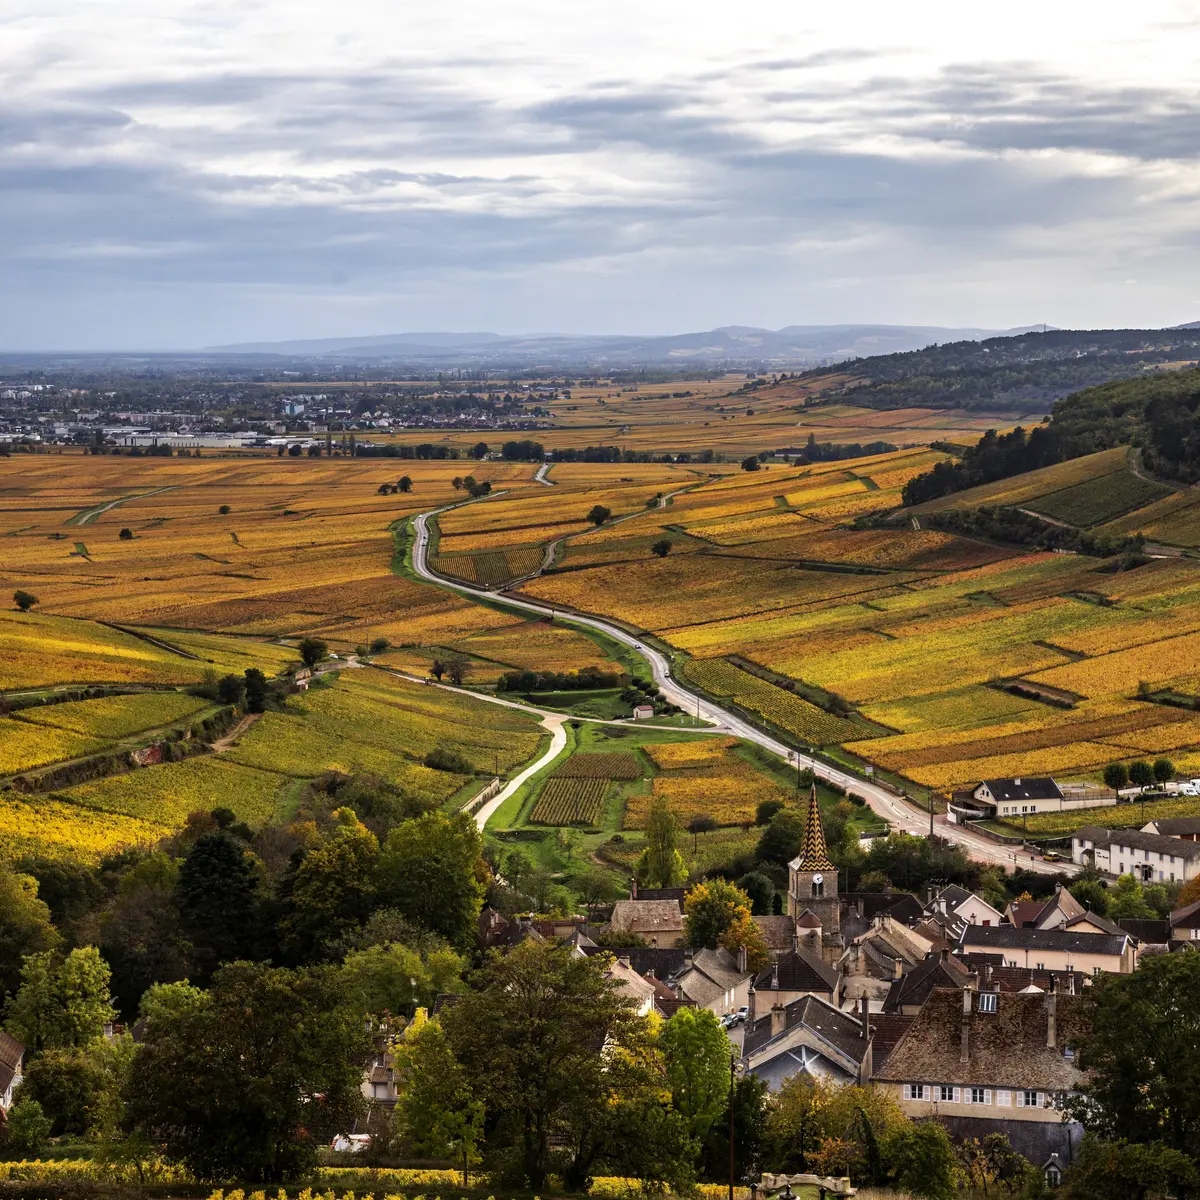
[978,992,998,1014]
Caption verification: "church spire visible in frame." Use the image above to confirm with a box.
[797,782,835,870]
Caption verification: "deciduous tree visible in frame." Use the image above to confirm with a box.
[440,941,641,1190]
[635,794,687,888]
[1068,951,1200,1157]
[659,1007,731,1141]
[297,637,327,669]
[123,963,370,1183]
[6,946,115,1053]
[0,866,59,1002]
[376,812,485,949]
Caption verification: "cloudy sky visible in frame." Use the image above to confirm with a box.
[4,0,1200,348]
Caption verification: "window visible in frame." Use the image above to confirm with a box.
[1036,962,1045,970]
[1008,959,1018,968]
[938,1085,956,1102]
[969,1087,987,1105]
[905,1084,929,1101]
[978,992,998,1014]
[1018,1090,1041,1108]
[996,1090,1012,1107]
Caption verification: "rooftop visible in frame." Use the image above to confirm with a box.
[608,899,686,935]
[753,948,839,995]
[875,988,1086,1090]
[957,924,1129,956]
[982,777,1063,803]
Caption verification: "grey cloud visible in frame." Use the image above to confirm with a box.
[3,52,1200,345]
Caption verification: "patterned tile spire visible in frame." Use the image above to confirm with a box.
[798,782,835,870]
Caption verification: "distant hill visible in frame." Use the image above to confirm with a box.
[203,324,1023,367]
[800,328,1200,413]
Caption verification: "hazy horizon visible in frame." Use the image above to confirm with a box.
[4,1,1200,350]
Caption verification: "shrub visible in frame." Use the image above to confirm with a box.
[119,528,133,540]
[424,748,473,774]
[13,590,38,612]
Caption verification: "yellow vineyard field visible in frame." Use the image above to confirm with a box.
[17,692,209,739]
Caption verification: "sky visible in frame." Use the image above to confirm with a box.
[3,0,1200,349]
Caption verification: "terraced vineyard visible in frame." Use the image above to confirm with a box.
[530,776,609,825]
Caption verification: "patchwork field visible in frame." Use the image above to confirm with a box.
[9,432,1200,866]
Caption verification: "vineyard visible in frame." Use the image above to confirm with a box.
[1027,469,1171,528]
[684,658,867,745]
[556,752,643,779]
[530,776,609,825]
[16,691,209,739]
[430,545,545,586]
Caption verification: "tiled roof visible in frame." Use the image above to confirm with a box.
[874,988,1086,1089]
[608,899,685,934]
[0,1032,23,1071]
[1062,911,1124,937]
[1104,828,1200,860]
[1117,918,1170,943]
[957,924,1129,957]
[796,909,823,929]
[883,950,972,1012]
[866,1013,913,1072]
[1170,898,1200,929]
[676,948,752,1006]
[581,945,688,979]
[753,948,839,995]
[744,994,868,1063]
[755,915,798,951]
[983,777,1062,803]
[790,783,835,871]
[1146,817,1200,836]
[962,956,1088,996]
[1007,899,1050,928]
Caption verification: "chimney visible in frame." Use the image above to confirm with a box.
[961,987,972,1063]
[619,956,632,969]
[771,1003,786,1038]
[683,949,693,969]
[771,961,780,988]
[985,963,993,986]
[859,994,871,1040]
[737,945,748,974]
[893,957,903,980]
[1047,994,1057,1049]
[1067,972,1076,996]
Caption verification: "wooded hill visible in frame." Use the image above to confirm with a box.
[902,366,1200,505]
[803,328,1200,412]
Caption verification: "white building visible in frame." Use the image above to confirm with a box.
[1071,825,1200,884]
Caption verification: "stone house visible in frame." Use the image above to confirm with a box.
[873,987,1085,1166]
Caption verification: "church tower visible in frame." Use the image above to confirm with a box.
[788,783,840,940]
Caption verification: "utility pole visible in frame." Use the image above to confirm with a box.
[729,1052,737,1200]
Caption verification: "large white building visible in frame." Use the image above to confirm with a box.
[1071,825,1200,884]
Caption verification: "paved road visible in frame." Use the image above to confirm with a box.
[410,500,1074,875]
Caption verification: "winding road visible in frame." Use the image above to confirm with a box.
[409,496,1073,874]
